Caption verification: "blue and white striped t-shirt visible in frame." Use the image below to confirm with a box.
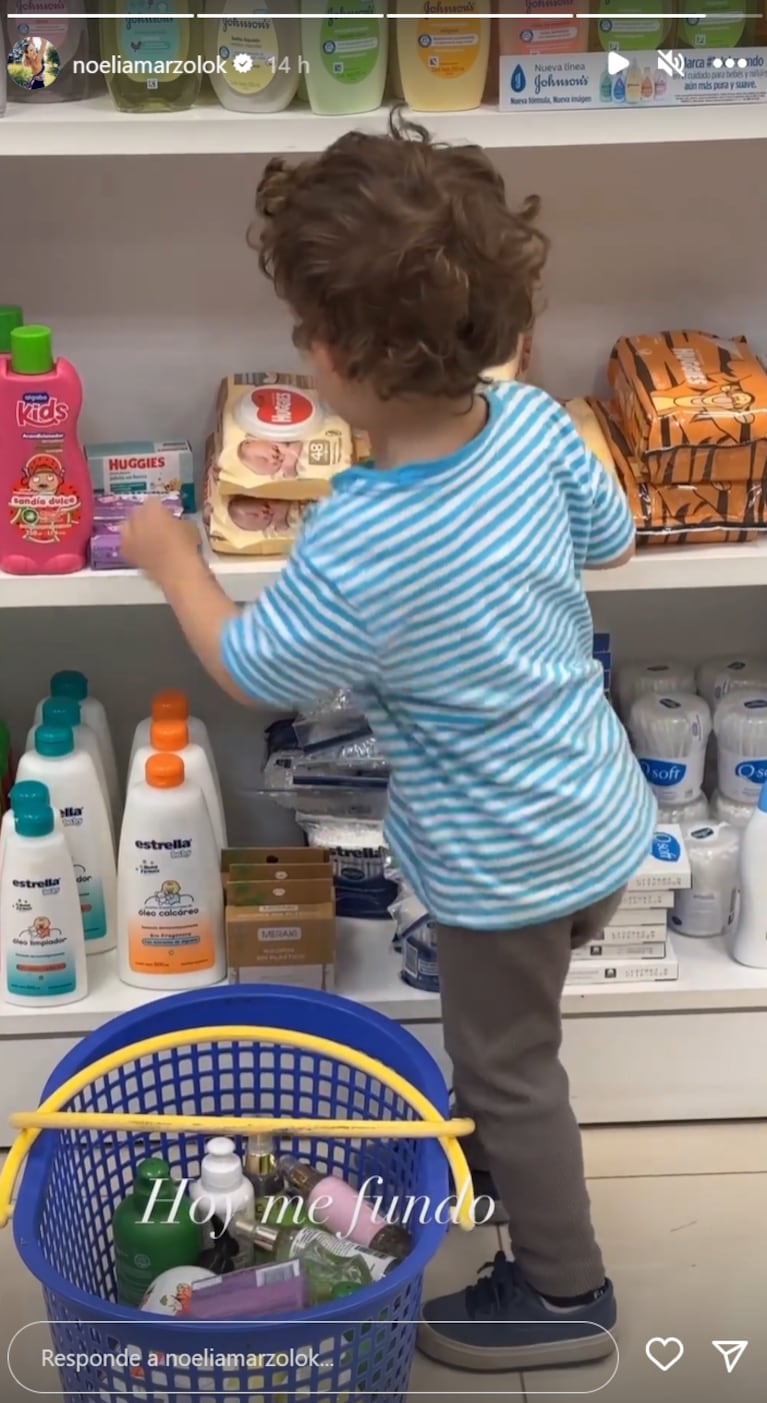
[222,381,656,929]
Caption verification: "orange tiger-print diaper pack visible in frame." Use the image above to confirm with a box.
[607,332,767,484]
[590,399,766,548]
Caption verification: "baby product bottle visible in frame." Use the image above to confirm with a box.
[279,1155,412,1257]
[112,1159,203,1307]
[190,1137,256,1260]
[302,1,388,116]
[27,698,115,846]
[129,690,219,785]
[1,801,86,1007]
[35,671,122,828]
[0,306,23,362]
[731,782,767,968]
[117,753,225,990]
[499,2,588,55]
[6,0,90,104]
[16,725,117,954]
[395,0,490,112]
[593,0,674,52]
[100,1,201,112]
[205,1,300,113]
[0,325,93,576]
[127,719,227,852]
[234,1219,397,1304]
[678,0,753,50]
[0,780,51,880]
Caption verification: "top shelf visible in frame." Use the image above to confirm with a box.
[2,97,766,158]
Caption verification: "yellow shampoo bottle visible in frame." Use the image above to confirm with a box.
[396,1,490,112]
[100,1,201,112]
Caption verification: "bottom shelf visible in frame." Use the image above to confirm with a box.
[2,923,767,1037]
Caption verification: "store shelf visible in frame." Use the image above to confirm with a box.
[583,538,767,593]
[3,533,767,607]
[0,520,281,608]
[3,926,767,1040]
[1,97,765,159]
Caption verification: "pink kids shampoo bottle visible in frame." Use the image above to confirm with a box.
[0,325,93,575]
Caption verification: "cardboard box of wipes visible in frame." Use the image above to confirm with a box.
[223,848,335,990]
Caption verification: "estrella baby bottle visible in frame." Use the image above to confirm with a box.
[0,325,93,575]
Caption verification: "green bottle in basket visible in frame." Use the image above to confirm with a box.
[234,1219,396,1306]
[112,1158,203,1307]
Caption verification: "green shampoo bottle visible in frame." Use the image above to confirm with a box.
[112,1158,202,1306]
[100,1,202,112]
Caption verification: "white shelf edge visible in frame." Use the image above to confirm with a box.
[2,534,766,608]
[2,927,767,1040]
[2,97,766,159]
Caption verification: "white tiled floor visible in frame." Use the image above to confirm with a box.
[2,1123,767,1401]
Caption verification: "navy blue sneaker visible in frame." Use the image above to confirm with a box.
[418,1252,617,1371]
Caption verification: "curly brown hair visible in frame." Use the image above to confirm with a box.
[250,111,548,402]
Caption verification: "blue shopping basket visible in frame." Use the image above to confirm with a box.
[12,984,452,1402]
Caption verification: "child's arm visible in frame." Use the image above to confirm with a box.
[120,498,375,711]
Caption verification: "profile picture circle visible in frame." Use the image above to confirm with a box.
[7,35,60,91]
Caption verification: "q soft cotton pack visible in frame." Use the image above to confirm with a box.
[628,692,711,806]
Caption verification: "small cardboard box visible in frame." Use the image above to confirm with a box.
[624,827,691,893]
[226,877,334,910]
[225,875,335,982]
[222,847,331,873]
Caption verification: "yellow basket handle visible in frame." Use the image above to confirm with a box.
[0,1024,476,1231]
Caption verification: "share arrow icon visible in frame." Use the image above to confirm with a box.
[712,1341,748,1374]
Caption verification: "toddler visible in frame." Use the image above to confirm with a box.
[122,114,656,1374]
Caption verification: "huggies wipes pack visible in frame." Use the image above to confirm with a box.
[213,373,354,501]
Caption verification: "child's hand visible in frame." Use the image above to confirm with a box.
[120,499,199,586]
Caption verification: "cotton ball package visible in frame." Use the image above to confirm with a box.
[669,822,740,939]
[657,792,710,826]
[714,691,767,804]
[628,692,711,805]
[711,790,753,830]
[615,660,696,719]
[697,654,767,710]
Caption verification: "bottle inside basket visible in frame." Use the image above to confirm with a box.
[279,1154,413,1258]
[112,1158,202,1307]
[232,1218,397,1304]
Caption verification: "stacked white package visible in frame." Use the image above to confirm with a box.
[566,827,690,984]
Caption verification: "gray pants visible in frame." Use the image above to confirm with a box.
[437,887,623,1298]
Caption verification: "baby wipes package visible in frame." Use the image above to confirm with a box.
[214,373,354,501]
[607,333,767,482]
[203,436,309,557]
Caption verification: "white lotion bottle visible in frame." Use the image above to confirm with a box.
[129,691,220,795]
[0,780,54,880]
[117,752,225,991]
[35,671,122,832]
[731,782,767,967]
[127,718,227,853]
[205,0,300,113]
[1,803,87,1007]
[189,1136,256,1258]
[28,697,115,848]
[16,725,117,955]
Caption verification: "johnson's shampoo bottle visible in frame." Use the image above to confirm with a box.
[0,325,93,575]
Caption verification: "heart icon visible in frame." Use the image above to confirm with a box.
[646,1337,685,1372]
